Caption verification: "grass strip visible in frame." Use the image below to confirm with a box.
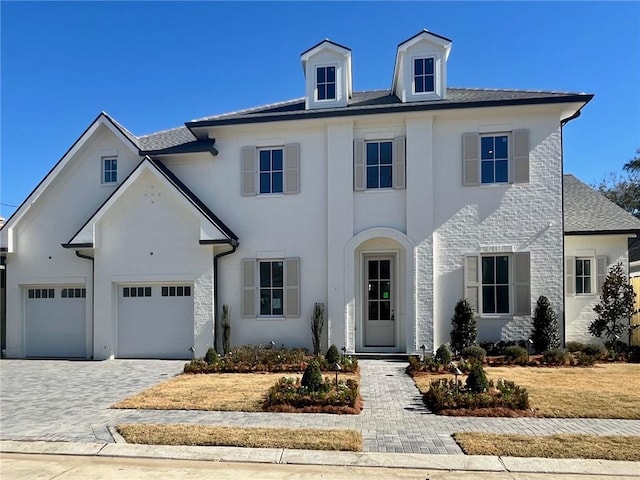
[117,424,362,451]
[453,432,640,461]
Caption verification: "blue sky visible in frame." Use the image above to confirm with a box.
[1,1,639,219]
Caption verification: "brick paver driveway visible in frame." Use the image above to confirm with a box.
[2,359,640,454]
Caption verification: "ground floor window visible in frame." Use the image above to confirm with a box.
[259,260,284,316]
[482,255,510,314]
[575,258,592,294]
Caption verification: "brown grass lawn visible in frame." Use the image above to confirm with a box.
[112,372,358,412]
[117,424,362,451]
[454,433,640,461]
[413,363,640,419]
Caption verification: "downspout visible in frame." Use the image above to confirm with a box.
[213,242,238,353]
[75,251,95,359]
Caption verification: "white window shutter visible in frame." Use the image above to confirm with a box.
[514,252,531,316]
[565,256,576,296]
[241,146,256,196]
[393,136,406,190]
[285,257,300,317]
[513,129,530,184]
[354,139,365,191]
[462,133,480,186]
[241,258,256,317]
[284,143,300,194]
[596,256,608,294]
[464,255,480,314]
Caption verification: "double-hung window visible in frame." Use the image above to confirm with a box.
[316,66,336,101]
[102,156,117,184]
[482,255,510,314]
[481,135,509,184]
[413,57,435,94]
[366,141,393,189]
[259,149,284,194]
[259,260,284,316]
[575,258,592,294]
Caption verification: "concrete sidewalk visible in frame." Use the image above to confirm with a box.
[1,440,639,478]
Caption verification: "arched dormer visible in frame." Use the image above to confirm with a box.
[392,30,452,103]
[301,39,352,110]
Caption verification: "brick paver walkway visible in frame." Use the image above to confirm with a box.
[1,359,639,454]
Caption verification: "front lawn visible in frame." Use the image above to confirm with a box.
[413,363,640,419]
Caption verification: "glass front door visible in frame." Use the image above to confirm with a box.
[364,256,395,347]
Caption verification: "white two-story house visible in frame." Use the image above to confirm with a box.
[0,30,598,359]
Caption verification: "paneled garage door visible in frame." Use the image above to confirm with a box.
[25,286,87,358]
[117,284,194,359]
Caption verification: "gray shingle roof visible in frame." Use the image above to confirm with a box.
[186,88,592,127]
[563,174,640,234]
[138,126,196,151]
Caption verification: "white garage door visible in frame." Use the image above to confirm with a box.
[25,286,87,358]
[117,284,194,359]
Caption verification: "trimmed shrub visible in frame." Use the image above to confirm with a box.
[450,299,477,353]
[574,352,596,366]
[466,361,489,393]
[531,295,560,353]
[264,377,359,412]
[461,345,486,362]
[204,347,220,365]
[325,344,340,365]
[503,346,529,365]
[424,378,529,412]
[565,341,585,353]
[542,348,570,366]
[301,360,323,392]
[434,344,452,365]
[581,343,606,359]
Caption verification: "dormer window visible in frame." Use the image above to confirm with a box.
[316,66,336,101]
[413,57,435,94]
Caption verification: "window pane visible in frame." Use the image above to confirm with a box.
[495,136,508,158]
[380,301,391,320]
[367,166,379,189]
[583,259,591,276]
[482,286,495,314]
[576,277,583,294]
[481,137,494,160]
[272,149,283,170]
[317,67,325,83]
[415,77,424,93]
[272,172,283,193]
[414,58,423,75]
[62,289,68,298]
[272,289,284,315]
[326,84,335,100]
[177,286,183,296]
[170,286,176,296]
[130,288,137,297]
[327,66,335,82]
[380,260,390,279]
[368,301,379,321]
[425,57,434,74]
[368,281,378,300]
[366,142,379,166]
[260,262,271,287]
[496,286,509,313]
[495,160,508,182]
[318,84,326,100]
[81,289,86,298]
[259,151,270,171]
[380,166,392,188]
[260,173,271,194]
[482,257,495,284]
[381,281,391,300]
[369,260,379,280]
[481,160,494,184]
[380,142,392,164]
[424,75,434,92]
[496,256,509,284]
[35,289,41,298]
[123,288,129,298]
[576,260,583,276]
[49,289,55,298]
[272,261,283,287]
[162,287,168,296]
[583,278,591,294]
[260,289,271,315]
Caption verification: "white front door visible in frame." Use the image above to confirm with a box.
[364,256,395,347]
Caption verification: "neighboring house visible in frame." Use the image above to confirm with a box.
[563,174,640,343]
[2,30,601,359]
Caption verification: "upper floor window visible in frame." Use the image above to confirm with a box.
[366,141,393,189]
[259,148,284,194]
[575,258,592,295]
[413,57,435,94]
[482,255,510,314]
[316,66,336,101]
[481,135,509,184]
[102,156,117,184]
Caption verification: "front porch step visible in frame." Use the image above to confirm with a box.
[352,352,410,361]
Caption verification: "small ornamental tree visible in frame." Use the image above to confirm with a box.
[589,262,637,347]
[450,299,477,354]
[465,361,489,393]
[325,344,340,365]
[531,295,560,353]
[301,360,323,392]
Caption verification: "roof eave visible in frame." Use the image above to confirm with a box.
[565,229,640,236]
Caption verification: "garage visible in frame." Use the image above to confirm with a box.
[25,286,87,358]
[117,284,194,359]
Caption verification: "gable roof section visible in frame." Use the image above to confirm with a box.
[564,174,640,235]
[63,156,238,248]
[0,113,140,241]
[186,88,593,128]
